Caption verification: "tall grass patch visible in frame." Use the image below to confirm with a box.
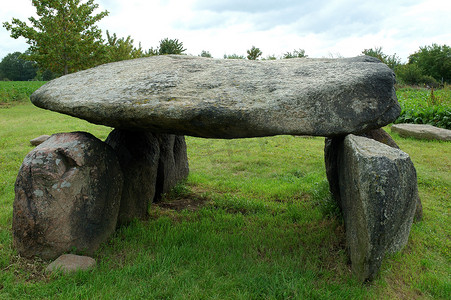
[395,86,451,129]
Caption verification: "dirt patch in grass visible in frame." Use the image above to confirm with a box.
[153,197,209,212]
[153,186,211,212]
[5,255,49,283]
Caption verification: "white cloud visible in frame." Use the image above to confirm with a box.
[1,0,450,62]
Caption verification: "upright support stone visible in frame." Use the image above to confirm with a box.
[325,134,418,282]
[105,130,160,225]
[105,130,189,224]
[327,128,423,222]
[155,134,189,201]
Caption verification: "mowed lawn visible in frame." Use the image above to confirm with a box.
[0,101,450,299]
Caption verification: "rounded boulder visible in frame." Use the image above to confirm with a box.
[13,132,123,260]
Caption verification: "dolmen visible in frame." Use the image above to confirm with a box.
[14,55,420,282]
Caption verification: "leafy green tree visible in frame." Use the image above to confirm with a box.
[199,50,212,58]
[104,31,146,62]
[36,68,57,81]
[246,46,262,60]
[3,0,108,75]
[362,47,401,70]
[283,49,307,59]
[0,52,37,81]
[158,38,186,55]
[408,44,451,83]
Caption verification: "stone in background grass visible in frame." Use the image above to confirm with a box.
[105,130,189,225]
[391,124,451,141]
[13,132,123,260]
[326,134,418,282]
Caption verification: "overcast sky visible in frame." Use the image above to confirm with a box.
[1,0,450,62]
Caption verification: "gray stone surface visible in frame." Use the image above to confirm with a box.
[391,124,451,141]
[154,134,189,201]
[30,135,51,146]
[325,128,423,222]
[336,135,418,282]
[46,254,96,274]
[31,55,400,138]
[105,130,189,224]
[13,132,123,260]
[105,130,160,225]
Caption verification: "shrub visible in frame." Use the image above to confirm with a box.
[199,50,212,58]
[223,54,245,59]
[283,49,307,59]
[420,75,440,88]
[246,46,262,60]
[158,38,186,55]
[395,64,424,85]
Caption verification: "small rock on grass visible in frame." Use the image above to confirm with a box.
[46,254,96,274]
[30,135,51,146]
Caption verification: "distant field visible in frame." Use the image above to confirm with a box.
[0,85,450,298]
[0,81,46,104]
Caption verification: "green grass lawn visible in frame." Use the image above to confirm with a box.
[0,95,450,298]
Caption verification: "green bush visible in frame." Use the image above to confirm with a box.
[420,75,440,88]
[158,38,186,55]
[395,64,424,85]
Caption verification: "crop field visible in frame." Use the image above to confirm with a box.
[0,83,450,299]
[0,81,47,105]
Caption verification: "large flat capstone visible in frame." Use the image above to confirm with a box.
[31,55,400,138]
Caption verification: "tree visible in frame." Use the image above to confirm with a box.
[104,31,146,62]
[362,47,401,70]
[408,44,451,83]
[283,49,307,59]
[0,52,37,81]
[199,50,212,58]
[246,46,262,60]
[3,0,108,75]
[158,38,186,55]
